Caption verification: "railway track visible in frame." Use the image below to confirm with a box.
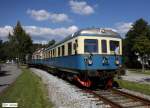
[85,88,150,108]
[32,67,150,108]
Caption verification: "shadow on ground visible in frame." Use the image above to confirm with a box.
[143,78,150,82]
[0,71,11,77]
[0,84,10,87]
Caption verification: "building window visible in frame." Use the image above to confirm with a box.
[62,45,65,56]
[68,42,72,55]
[84,39,98,53]
[110,40,119,51]
[101,40,107,53]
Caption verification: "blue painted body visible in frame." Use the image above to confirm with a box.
[32,54,122,71]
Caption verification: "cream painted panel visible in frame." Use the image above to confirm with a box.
[64,44,67,56]
[55,47,58,57]
[120,40,122,55]
[77,36,84,54]
[72,39,75,55]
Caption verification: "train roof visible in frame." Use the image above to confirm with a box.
[45,28,121,51]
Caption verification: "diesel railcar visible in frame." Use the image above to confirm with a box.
[31,28,122,88]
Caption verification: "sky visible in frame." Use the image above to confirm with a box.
[0,0,150,43]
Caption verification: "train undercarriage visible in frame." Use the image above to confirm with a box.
[29,64,125,89]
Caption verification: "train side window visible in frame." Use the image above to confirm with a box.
[48,51,51,58]
[53,49,55,57]
[51,50,53,58]
[101,40,107,53]
[73,39,78,54]
[110,40,119,52]
[58,47,60,56]
[84,39,98,53]
[62,45,65,56]
[51,50,52,58]
[68,42,72,55]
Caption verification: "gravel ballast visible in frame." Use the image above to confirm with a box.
[30,68,110,108]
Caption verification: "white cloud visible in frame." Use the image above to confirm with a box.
[69,1,94,15]
[49,13,70,23]
[0,25,78,41]
[24,25,78,37]
[0,26,13,38]
[27,9,70,23]
[115,22,133,34]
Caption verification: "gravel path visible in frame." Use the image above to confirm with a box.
[121,70,150,84]
[0,64,22,93]
[31,68,110,108]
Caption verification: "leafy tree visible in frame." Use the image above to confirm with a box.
[47,39,55,47]
[133,35,150,72]
[123,18,150,68]
[0,39,3,60]
[8,21,33,63]
[0,40,10,61]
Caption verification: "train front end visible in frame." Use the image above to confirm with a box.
[75,29,123,88]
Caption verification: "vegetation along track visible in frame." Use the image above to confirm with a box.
[85,88,150,108]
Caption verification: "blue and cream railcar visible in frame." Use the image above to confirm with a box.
[32,28,122,87]
[43,29,122,71]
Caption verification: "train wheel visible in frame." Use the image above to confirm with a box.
[105,78,113,89]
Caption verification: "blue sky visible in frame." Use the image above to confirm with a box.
[0,0,150,43]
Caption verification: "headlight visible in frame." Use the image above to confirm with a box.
[115,60,119,65]
[88,59,93,65]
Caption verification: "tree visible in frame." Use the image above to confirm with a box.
[133,35,150,72]
[8,21,33,63]
[123,18,150,68]
[47,39,55,47]
[0,39,3,60]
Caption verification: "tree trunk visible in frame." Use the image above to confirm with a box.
[142,57,145,73]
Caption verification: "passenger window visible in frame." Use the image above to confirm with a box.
[58,47,60,56]
[68,42,72,55]
[53,49,55,57]
[101,40,107,53]
[110,40,119,52]
[62,45,65,56]
[84,39,98,53]
[50,50,52,58]
[49,51,50,58]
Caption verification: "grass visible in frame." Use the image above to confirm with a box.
[116,79,150,95]
[0,68,53,108]
[128,69,150,75]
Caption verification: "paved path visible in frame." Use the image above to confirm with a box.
[121,70,150,84]
[0,64,22,93]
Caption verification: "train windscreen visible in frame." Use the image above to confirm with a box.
[110,40,119,52]
[84,39,98,53]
